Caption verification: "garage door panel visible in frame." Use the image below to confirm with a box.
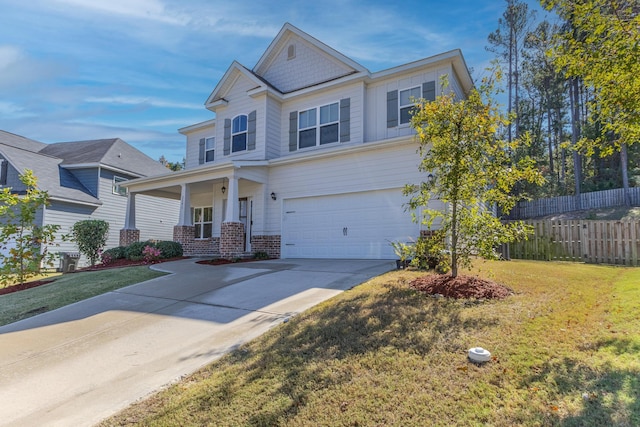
[282,189,418,259]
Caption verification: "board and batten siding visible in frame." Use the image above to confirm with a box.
[279,82,363,157]
[264,141,425,234]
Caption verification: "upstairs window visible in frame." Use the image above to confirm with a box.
[298,101,340,149]
[112,176,128,196]
[399,86,421,124]
[232,115,247,152]
[205,137,215,162]
[193,206,212,239]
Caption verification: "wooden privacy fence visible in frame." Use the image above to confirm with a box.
[507,220,640,266]
[505,187,640,220]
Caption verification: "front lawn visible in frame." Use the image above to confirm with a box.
[100,260,640,426]
[0,266,167,326]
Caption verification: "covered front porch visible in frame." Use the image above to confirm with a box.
[119,162,280,259]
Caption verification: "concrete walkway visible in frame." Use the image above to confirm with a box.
[0,258,393,427]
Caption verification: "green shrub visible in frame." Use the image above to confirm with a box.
[155,241,183,259]
[253,251,270,260]
[71,219,109,266]
[411,233,451,274]
[125,241,155,260]
[103,246,127,260]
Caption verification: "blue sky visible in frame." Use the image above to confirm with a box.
[0,0,551,163]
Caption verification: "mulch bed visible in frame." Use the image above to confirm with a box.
[0,280,56,296]
[409,274,513,300]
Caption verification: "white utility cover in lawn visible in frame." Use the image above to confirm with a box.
[282,188,418,259]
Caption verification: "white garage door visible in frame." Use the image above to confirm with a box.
[282,189,419,259]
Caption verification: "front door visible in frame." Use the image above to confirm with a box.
[239,198,250,251]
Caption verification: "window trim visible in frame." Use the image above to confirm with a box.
[205,136,215,162]
[399,85,421,125]
[193,206,213,240]
[112,176,128,196]
[231,114,248,153]
[298,101,340,149]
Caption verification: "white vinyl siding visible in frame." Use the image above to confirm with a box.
[281,82,363,156]
[365,66,455,142]
[184,123,216,169]
[265,96,282,159]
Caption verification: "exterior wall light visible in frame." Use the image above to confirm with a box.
[271,192,277,200]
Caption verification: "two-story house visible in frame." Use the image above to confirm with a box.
[0,130,180,267]
[119,23,473,260]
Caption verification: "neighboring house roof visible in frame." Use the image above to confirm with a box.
[0,143,101,206]
[40,138,170,177]
[0,132,171,206]
[0,130,47,152]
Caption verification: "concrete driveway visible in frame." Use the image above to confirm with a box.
[0,258,393,427]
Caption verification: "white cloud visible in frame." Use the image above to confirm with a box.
[52,0,190,25]
[85,95,202,110]
[0,101,35,118]
[0,45,23,70]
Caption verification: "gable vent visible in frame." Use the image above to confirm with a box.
[287,44,296,60]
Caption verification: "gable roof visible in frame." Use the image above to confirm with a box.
[40,138,170,178]
[0,131,171,206]
[205,23,370,108]
[253,23,368,90]
[0,143,101,206]
[0,130,47,152]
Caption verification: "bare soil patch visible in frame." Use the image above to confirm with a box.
[409,274,513,299]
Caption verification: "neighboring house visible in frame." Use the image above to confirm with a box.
[0,130,180,267]
[120,23,473,260]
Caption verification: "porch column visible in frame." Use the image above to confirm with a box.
[119,193,140,246]
[124,192,136,229]
[224,176,239,222]
[177,183,192,226]
[174,183,196,255]
[220,176,244,257]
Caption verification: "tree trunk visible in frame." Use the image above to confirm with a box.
[621,143,631,207]
[570,77,582,208]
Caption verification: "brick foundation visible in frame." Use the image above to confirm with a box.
[119,229,140,246]
[220,222,245,258]
[173,226,220,256]
[251,235,281,259]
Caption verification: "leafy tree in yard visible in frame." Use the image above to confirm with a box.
[404,73,543,277]
[71,219,109,266]
[544,0,640,204]
[0,170,61,286]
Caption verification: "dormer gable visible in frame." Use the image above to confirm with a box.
[253,23,368,94]
[205,61,270,112]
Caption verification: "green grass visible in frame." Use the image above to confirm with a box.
[100,260,640,426]
[0,266,167,326]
